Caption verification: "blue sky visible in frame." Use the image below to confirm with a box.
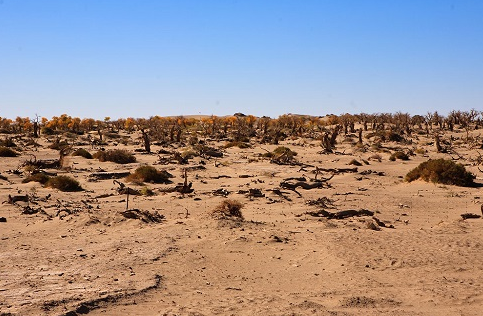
[1,0,482,120]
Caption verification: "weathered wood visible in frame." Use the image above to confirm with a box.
[306,208,374,219]
[461,213,481,220]
[89,171,131,180]
[7,194,29,204]
[315,167,358,174]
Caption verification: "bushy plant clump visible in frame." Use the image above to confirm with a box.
[93,149,136,164]
[405,159,475,187]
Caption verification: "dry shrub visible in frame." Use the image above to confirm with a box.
[348,159,362,166]
[93,149,136,164]
[22,173,50,184]
[212,199,244,220]
[45,175,83,191]
[0,146,19,157]
[72,148,93,159]
[126,165,173,184]
[0,138,16,147]
[49,139,70,150]
[224,141,251,149]
[414,148,426,155]
[262,146,297,160]
[405,158,475,187]
[368,153,382,162]
[389,151,409,161]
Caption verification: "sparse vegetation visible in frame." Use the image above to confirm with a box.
[45,175,83,191]
[0,146,19,157]
[212,199,244,220]
[405,158,475,187]
[93,149,136,164]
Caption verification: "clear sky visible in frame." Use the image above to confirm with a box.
[1,0,482,120]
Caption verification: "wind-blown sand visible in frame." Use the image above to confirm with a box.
[1,127,483,316]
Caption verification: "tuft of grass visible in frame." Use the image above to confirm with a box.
[126,165,173,184]
[93,149,136,164]
[22,173,51,184]
[405,158,475,187]
[45,175,83,191]
[212,199,244,220]
[0,146,19,157]
[72,148,93,159]
[139,186,155,196]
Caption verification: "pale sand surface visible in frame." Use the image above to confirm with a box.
[1,128,483,316]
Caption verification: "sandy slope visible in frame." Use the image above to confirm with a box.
[1,128,483,316]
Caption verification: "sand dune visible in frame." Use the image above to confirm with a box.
[1,124,483,316]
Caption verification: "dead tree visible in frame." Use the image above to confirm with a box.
[140,129,151,153]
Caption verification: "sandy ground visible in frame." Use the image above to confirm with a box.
[1,127,483,316]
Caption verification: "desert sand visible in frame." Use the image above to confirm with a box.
[1,119,483,316]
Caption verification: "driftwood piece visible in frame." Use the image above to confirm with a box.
[113,180,141,195]
[89,171,131,180]
[306,208,374,219]
[281,181,325,190]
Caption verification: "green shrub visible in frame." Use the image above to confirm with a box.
[72,148,93,159]
[212,199,244,219]
[0,146,19,157]
[93,149,136,164]
[126,165,173,184]
[46,175,83,191]
[22,173,51,184]
[405,159,475,187]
